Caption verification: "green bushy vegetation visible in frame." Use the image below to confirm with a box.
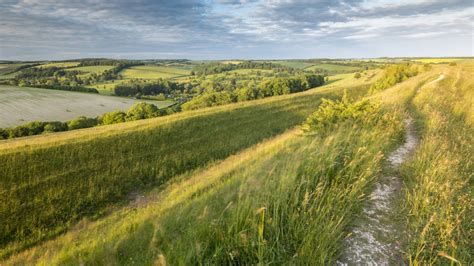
[182,74,324,110]
[370,64,419,93]
[0,82,363,258]
[192,61,293,75]
[302,92,381,132]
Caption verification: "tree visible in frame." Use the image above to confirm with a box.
[126,102,159,121]
[68,116,98,130]
[101,111,126,125]
[44,121,68,133]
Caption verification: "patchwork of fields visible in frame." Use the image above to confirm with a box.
[0,85,173,127]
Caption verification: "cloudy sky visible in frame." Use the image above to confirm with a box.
[1,0,473,60]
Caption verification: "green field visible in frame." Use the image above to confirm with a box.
[35,62,80,68]
[120,65,191,80]
[0,85,174,127]
[65,65,115,74]
[305,63,361,72]
[0,63,30,79]
[272,60,315,69]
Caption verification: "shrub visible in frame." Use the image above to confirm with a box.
[0,128,7,139]
[101,111,127,125]
[370,64,418,93]
[126,102,159,121]
[43,121,68,133]
[67,116,98,130]
[182,91,234,110]
[7,121,47,138]
[354,72,361,79]
[302,92,382,132]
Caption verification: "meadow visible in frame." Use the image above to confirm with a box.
[120,65,191,80]
[0,71,375,260]
[35,62,80,68]
[0,85,173,127]
[305,63,361,73]
[0,63,32,80]
[65,65,116,74]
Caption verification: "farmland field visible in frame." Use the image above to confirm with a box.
[65,65,115,74]
[272,60,315,69]
[120,65,191,79]
[305,63,361,72]
[0,85,174,127]
[36,62,80,68]
[410,58,462,63]
[0,63,31,79]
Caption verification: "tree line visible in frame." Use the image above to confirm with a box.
[182,74,325,110]
[191,61,294,76]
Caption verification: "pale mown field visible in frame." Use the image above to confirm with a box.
[0,85,174,127]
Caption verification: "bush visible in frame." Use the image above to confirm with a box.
[370,64,418,93]
[354,72,361,79]
[182,91,234,111]
[126,102,159,121]
[302,92,382,132]
[43,121,68,133]
[101,111,127,125]
[0,128,7,139]
[7,122,47,138]
[67,116,98,130]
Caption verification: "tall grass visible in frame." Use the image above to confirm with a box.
[3,91,405,265]
[0,75,374,258]
[400,63,473,264]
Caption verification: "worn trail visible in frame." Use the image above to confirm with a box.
[338,116,419,265]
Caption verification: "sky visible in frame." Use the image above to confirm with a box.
[0,0,473,60]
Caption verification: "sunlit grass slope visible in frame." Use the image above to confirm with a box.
[4,69,422,265]
[0,71,378,259]
[400,62,473,264]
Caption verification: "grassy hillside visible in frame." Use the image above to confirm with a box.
[2,65,436,265]
[2,62,471,265]
[0,72,376,259]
